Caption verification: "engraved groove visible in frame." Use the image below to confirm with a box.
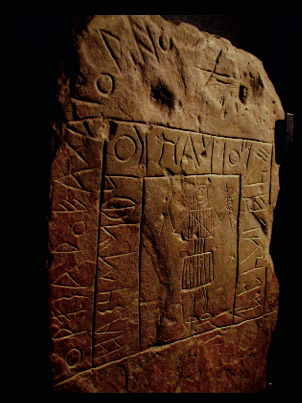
[109,120,273,144]
[51,285,85,290]
[232,174,241,321]
[99,30,122,73]
[92,142,107,366]
[103,252,136,260]
[53,272,80,286]
[190,135,200,167]
[66,142,87,164]
[52,330,87,342]
[71,97,102,106]
[94,346,126,360]
[138,177,144,352]
[146,24,159,61]
[205,49,223,87]
[49,15,281,387]
[237,285,262,297]
[53,311,278,387]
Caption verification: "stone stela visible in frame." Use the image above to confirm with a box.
[47,15,284,393]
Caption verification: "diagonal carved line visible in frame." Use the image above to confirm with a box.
[146,23,159,61]
[98,257,114,268]
[205,49,222,86]
[93,336,123,348]
[53,330,88,342]
[54,311,279,387]
[53,272,80,286]
[235,305,262,315]
[240,245,261,265]
[63,199,81,211]
[70,174,84,189]
[245,145,252,169]
[100,211,125,221]
[74,198,87,210]
[135,34,154,56]
[94,346,126,360]
[258,148,270,157]
[241,265,266,274]
[99,30,122,73]
[130,20,155,56]
[243,165,257,184]
[53,179,92,194]
[242,228,258,234]
[100,29,121,41]
[66,142,87,164]
[191,214,213,237]
[95,318,123,334]
[104,176,117,190]
[256,153,268,162]
[81,121,93,138]
[133,125,145,167]
[190,135,200,167]
[101,227,117,241]
[237,285,262,297]
[104,252,136,260]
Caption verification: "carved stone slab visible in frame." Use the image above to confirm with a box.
[47,15,284,393]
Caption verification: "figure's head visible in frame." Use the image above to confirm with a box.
[195,185,207,206]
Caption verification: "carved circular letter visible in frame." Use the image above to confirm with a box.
[66,349,81,367]
[115,136,136,161]
[159,34,170,50]
[229,150,240,165]
[97,73,114,95]
[73,221,85,235]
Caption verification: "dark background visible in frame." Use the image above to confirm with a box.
[20,15,300,393]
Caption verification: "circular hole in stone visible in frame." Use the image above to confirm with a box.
[97,73,114,95]
[229,150,240,165]
[73,222,85,235]
[66,349,81,367]
[115,136,136,161]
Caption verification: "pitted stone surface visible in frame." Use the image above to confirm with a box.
[47,15,284,393]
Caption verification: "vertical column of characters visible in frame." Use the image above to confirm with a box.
[47,119,105,385]
[92,121,146,367]
[222,138,273,323]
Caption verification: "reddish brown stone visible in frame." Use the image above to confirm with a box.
[46,15,284,392]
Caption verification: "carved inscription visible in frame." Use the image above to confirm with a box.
[48,119,104,384]
[235,142,272,323]
[92,176,142,367]
[49,117,274,381]
[146,126,213,176]
[85,120,273,362]
[47,15,284,393]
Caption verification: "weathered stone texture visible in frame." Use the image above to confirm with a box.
[47,15,284,392]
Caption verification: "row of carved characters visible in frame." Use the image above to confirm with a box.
[105,121,272,179]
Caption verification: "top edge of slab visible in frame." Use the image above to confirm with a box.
[57,15,285,143]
